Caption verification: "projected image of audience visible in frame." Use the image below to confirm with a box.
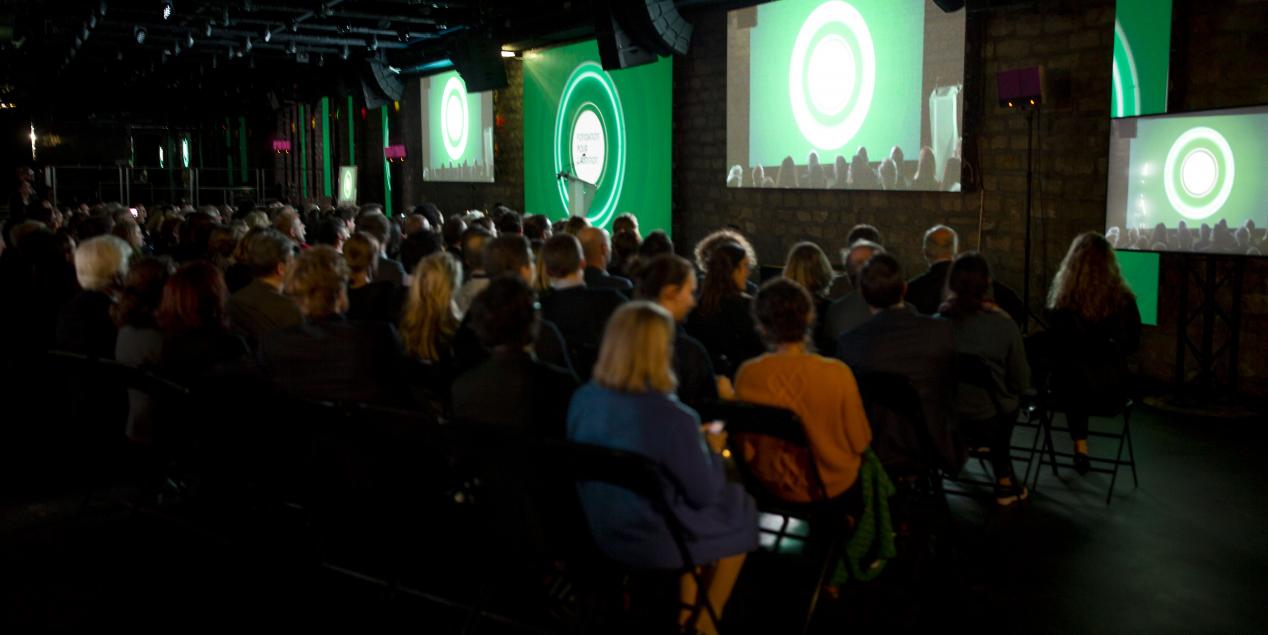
[726,0,965,192]
[1105,105,1268,255]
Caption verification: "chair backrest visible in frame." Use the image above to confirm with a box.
[709,400,830,504]
[954,353,1007,420]
[856,370,941,472]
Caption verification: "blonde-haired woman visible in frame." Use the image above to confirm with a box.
[782,241,838,355]
[399,251,462,365]
[567,301,757,635]
[1045,232,1140,473]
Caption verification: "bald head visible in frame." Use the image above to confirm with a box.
[843,239,884,285]
[923,225,959,265]
[578,226,611,269]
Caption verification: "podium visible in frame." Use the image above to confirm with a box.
[557,171,596,218]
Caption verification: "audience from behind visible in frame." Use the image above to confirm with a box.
[522,214,551,244]
[849,152,880,189]
[567,301,757,635]
[889,145,908,186]
[578,226,634,294]
[344,232,405,323]
[309,215,350,252]
[112,256,175,443]
[837,253,963,473]
[455,226,494,313]
[1043,232,1141,474]
[824,239,884,342]
[156,261,249,382]
[942,158,963,191]
[735,278,872,503]
[227,229,302,349]
[686,240,765,378]
[908,224,1026,327]
[635,254,726,410]
[692,228,758,295]
[258,246,409,406]
[563,215,589,236]
[781,241,838,355]
[539,233,625,382]
[847,224,882,248]
[612,213,640,240]
[776,156,799,188]
[451,277,576,435]
[936,253,1030,505]
[638,229,674,261]
[355,211,407,286]
[878,158,901,191]
[911,146,939,190]
[494,211,523,236]
[609,229,641,279]
[273,208,307,249]
[242,210,270,231]
[399,213,443,275]
[56,235,133,358]
[442,214,467,261]
[399,251,463,368]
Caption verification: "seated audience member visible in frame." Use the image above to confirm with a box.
[223,227,262,293]
[399,212,442,274]
[228,229,302,349]
[539,234,625,381]
[824,240,883,340]
[609,229,641,279]
[878,158,901,190]
[399,251,463,370]
[686,240,765,378]
[309,215,350,252]
[910,146,939,190]
[1044,232,1141,474]
[735,278,872,503]
[57,235,133,358]
[493,210,523,236]
[936,253,1030,505]
[838,254,962,473]
[454,226,494,313]
[889,145,910,187]
[635,254,726,410]
[942,157,963,191]
[579,226,634,294]
[355,210,407,286]
[568,302,757,635]
[782,241,838,355]
[638,230,674,261]
[563,216,589,236]
[442,214,467,261]
[258,246,409,406]
[694,228,759,295]
[849,152,880,189]
[111,218,145,252]
[451,277,576,435]
[776,156,799,188]
[343,232,404,323]
[612,212,641,240]
[522,214,552,245]
[157,261,249,383]
[825,224,882,300]
[112,256,174,443]
[273,207,307,249]
[847,223,882,247]
[907,225,1026,326]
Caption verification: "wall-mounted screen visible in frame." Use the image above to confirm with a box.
[726,0,965,191]
[523,40,672,233]
[337,166,358,206]
[1106,105,1268,256]
[1111,0,1173,118]
[420,70,495,183]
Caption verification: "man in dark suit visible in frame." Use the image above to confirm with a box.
[907,224,1026,327]
[838,253,963,473]
[540,233,626,381]
[228,229,303,349]
[823,239,883,342]
[355,209,407,286]
[578,226,633,295]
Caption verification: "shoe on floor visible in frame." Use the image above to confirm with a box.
[995,483,1029,507]
[1073,452,1091,475]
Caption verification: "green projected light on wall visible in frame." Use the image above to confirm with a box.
[1117,250,1159,326]
[1111,0,1172,118]
[524,40,672,234]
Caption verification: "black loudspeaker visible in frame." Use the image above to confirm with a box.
[933,0,965,11]
[595,6,658,70]
[362,58,404,109]
[450,33,508,93]
[595,0,693,70]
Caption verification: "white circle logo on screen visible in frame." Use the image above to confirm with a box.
[440,75,469,160]
[1163,127,1235,221]
[789,1,876,152]
[570,107,606,185]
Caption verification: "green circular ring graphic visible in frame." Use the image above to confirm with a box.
[553,61,626,228]
[1163,126,1235,221]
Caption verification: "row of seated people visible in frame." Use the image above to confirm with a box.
[1107,218,1263,255]
[2,198,1140,634]
[728,146,962,192]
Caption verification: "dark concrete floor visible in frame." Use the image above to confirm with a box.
[3,405,1267,633]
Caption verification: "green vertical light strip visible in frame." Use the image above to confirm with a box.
[321,97,332,197]
[225,117,234,187]
[299,104,308,201]
[347,95,356,166]
[381,105,391,216]
[237,116,248,185]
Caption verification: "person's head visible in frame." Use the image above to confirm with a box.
[74,235,132,292]
[542,233,585,280]
[284,245,350,319]
[923,224,959,265]
[694,228,756,276]
[698,240,750,317]
[563,215,590,236]
[402,213,428,237]
[484,233,534,282]
[442,215,467,248]
[342,231,381,282]
[841,239,883,286]
[611,229,641,274]
[753,277,814,348]
[592,301,677,394]
[523,214,551,241]
[400,252,463,362]
[782,242,833,299]
[157,261,230,333]
[494,211,523,236]
[355,210,390,251]
[76,215,115,241]
[639,230,674,259]
[635,254,696,323]
[274,208,306,244]
[416,203,443,230]
[612,213,640,239]
[1048,232,1134,323]
[468,276,538,351]
[243,210,270,230]
[859,253,906,310]
[111,217,144,250]
[111,256,175,328]
[776,156,798,188]
[578,226,612,268]
[245,228,297,281]
[460,226,494,272]
[941,252,993,317]
[890,145,905,166]
[310,215,351,250]
[914,146,937,182]
[878,158,899,190]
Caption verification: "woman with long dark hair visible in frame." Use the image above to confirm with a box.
[685,240,765,378]
[156,261,249,382]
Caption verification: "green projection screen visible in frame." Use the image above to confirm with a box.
[726,0,965,191]
[1106,105,1268,256]
[1116,250,1160,326]
[1111,0,1173,118]
[420,70,495,182]
[523,40,672,233]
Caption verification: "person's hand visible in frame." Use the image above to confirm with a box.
[716,376,735,400]
[702,422,728,454]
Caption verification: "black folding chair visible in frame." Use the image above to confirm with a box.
[709,400,843,635]
[944,354,1038,496]
[1029,393,1139,505]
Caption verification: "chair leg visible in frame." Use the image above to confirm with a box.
[802,537,840,635]
[1045,412,1060,477]
[1106,414,1130,506]
[1124,408,1139,488]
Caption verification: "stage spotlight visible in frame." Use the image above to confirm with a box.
[173,42,180,55]
[186,32,194,48]
[244,36,252,52]
[134,26,147,44]
[99,1,107,16]
[263,29,271,43]
[368,35,378,51]
[204,21,213,37]
[161,1,172,20]
[88,15,97,28]
[287,41,297,55]
[341,45,349,60]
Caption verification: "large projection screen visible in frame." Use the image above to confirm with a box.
[420,70,495,183]
[726,0,966,192]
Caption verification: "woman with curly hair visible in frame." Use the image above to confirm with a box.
[685,239,765,378]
